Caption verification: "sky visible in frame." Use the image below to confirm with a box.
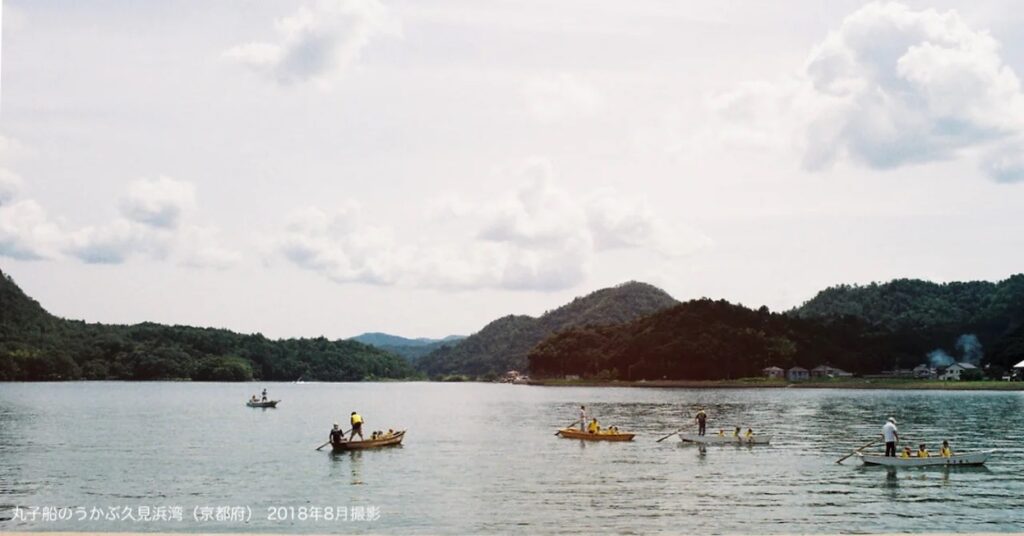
[2,0,1024,339]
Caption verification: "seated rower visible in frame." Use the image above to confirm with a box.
[917,444,929,458]
[940,440,952,457]
[717,429,725,437]
[610,426,618,434]
[745,428,754,439]
[733,426,741,437]
[900,446,912,459]
[587,418,600,434]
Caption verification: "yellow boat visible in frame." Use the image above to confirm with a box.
[556,428,635,441]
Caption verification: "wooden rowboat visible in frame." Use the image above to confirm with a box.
[857,450,993,467]
[246,400,279,408]
[679,433,772,445]
[556,428,635,441]
[331,430,406,451]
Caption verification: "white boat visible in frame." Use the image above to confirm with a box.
[857,450,993,467]
[679,433,772,445]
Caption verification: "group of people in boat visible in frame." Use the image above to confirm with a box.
[577,406,623,435]
[329,411,399,444]
[693,408,756,439]
[249,388,269,403]
[883,417,953,458]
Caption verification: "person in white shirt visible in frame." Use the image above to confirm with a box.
[881,417,899,457]
[579,406,587,431]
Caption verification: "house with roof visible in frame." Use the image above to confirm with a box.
[763,366,784,379]
[939,362,978,381]
[1013,359,1024,380]
[787,366,809,381]
[913,364,937,379]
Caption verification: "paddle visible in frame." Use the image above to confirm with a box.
[835,439,879,464]
[656,426,689,443]
[556,420,580,435]
[316,429,350,450]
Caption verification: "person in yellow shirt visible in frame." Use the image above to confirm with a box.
[717,429,725,437]
[733,426,741,437]
[349,411,364,441]
[900,446,912,459]
[940,440,952,457]
[917,444,929,458]
[587,418,600,434]
[745,428,754,440]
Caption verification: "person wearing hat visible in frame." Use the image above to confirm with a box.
[694,408,708,436]
[329,423,345,444]
[881,417,899,457]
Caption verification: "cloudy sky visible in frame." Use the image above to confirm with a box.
[2,0,1024,339]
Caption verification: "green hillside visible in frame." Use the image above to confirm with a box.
[415,281,679,377]
[0,269,417,382]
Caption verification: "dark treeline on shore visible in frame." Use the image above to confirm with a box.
[0,270,415,381]
[529,276,1024,381]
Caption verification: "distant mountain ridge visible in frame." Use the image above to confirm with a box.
[350,332,465,347]
[415,281,679,377]
[350,332,466,363]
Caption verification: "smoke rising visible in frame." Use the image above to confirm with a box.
[928,349,955,368]
[956,334,983,365]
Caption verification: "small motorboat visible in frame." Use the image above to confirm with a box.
[331,431,406,451]
[857,450,993,467]
[679,433,772,445]
[246,399,280,408]
[556,428,635,441]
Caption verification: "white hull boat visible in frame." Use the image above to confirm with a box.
[857,450,993,467]
[679,433,772,445]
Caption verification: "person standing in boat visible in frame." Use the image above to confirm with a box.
[330,423,345,444]
[350,411,364,441]
[881,417,899,457]
[695,408,708,436]
[579,405,587,431]
[261,388,268,402]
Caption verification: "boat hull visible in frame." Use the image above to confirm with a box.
[858,450,992,467]
[557,428,635,441]
[246,400,279,408]
[332,431,405,451]
[679,433,772,445]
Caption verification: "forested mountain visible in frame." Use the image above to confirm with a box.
[528,299,902,380]
[415,282,679,377]
[793,276,1024,332]
[794,275,1024,369]
[0,269,416,381]
[529,275,1024,381]
[350,332,465,363]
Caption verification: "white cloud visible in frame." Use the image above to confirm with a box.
[0,200,66,260]
[0,173,240,268]
[278,204,404,285]
[66,219,157,264]
[712,2,1024,181]
[224,0,397,87]
[120,176,196,229]
[278,158,709,291]
[523,74,604,122]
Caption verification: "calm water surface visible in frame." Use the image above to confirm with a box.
[1,382,1023,534]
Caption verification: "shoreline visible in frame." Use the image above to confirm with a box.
[525,378,1024,391]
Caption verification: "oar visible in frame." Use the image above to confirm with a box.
[315,429,350,450]
[556,420,580,435]
[656,426,689,443]
[835,439,879,464]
